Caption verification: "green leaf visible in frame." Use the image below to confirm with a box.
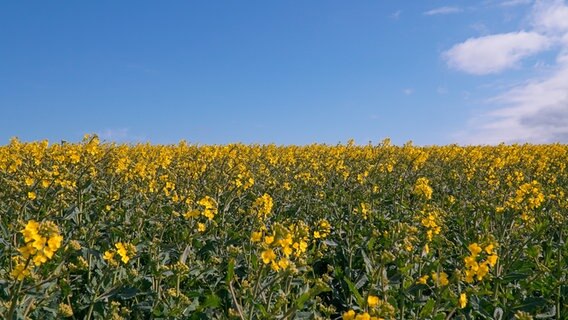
[433,313,446,320]
[343,277,364,307]
[323,239,337,247]
[226,258,235,284]
[501,272,529,283]
[117,287,139,300]
[361,249,373,274]
[420,298,436,318]
[295,283,331,309]
[201,293,222,309]
[512,297,548,312]
[180,244,191,264]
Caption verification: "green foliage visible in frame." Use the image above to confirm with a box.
[0,137,566,319]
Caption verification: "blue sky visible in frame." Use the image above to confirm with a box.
[1,1,567,145]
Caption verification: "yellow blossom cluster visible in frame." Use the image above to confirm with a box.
[342,295,393,320]
[2,137,567,318]
[254,222,310,272]
[233,171,254,192]
[459,293,467,309]
[198,196,218,220]
[354,202,371,220]
[413,177,433,200]
[502,181,546,222]
[104,242,137,265]
[463,242,498,283]
[251,193,273,220]
[420,208,442,242]
[513,181,545,210]
[417,271,449,286]
[11,220,63,280]
[342,310,383,320]
[313,219,331,239]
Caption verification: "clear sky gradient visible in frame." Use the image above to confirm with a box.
[1,1,567,145]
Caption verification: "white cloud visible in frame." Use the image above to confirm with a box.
[424,6,463,16]
[500,0,533,7]
[470,22,490,34]
[391,10,402,20]
[98,128,131,141]
[444,31,551,75]
[454,0,568,144]
[531,0,568,33]
[403,88,414,95]
[459,64,568,143]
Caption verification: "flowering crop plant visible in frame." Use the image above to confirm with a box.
[0,135,566,319]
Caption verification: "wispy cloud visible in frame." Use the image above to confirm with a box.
[403,88,414,95]
[443,31,551,75]
[531,0,568,34]
[424,6,463,16]
[97,128,144,142]
[459,64,568,143]
[453,0,568,144]
[470,22,490,34]
[390,10,402,20]
[500,0,533,7]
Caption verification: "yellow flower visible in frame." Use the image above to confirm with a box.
[32,235,47,250]
[197,222,206,232]
[277,258,290,270]
[468,243,482,256]
[58,303,74,317]
[27,191,37,200]
[476,262,490,280]
[459,293,467,309]
[264,235,274,245]
[33,252,48,266]
[116,242,127,258]
[183,209,200,219]
[270,261,280,271]
[282,246,293,257]
[279,234,293,247]
[342,310,356,320]
[417,275,429,284]
[367,295,380,307]
[103,250,115,261]
[355,313,371,320]
[413,177,433,200]
[18,220,63,267]
[198,196,218,220]
[464,269,476,283]
[298,241,308,253]
[25,177,34,186]
[252,193,273,219]
[431,271,449,286]
[464,256,478,271]
[487,254,498,267]
[11,261,31,281]
[251,231,262,242]
[48,234,63,251]
[261,249,276,264]
[114,242,136,264]
[484,243,494,254]
[19,243,36,259]
[21,220,40,243]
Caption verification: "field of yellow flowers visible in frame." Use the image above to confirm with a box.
[0,136,566,319]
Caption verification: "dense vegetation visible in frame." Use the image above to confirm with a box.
[1,136,566,319]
